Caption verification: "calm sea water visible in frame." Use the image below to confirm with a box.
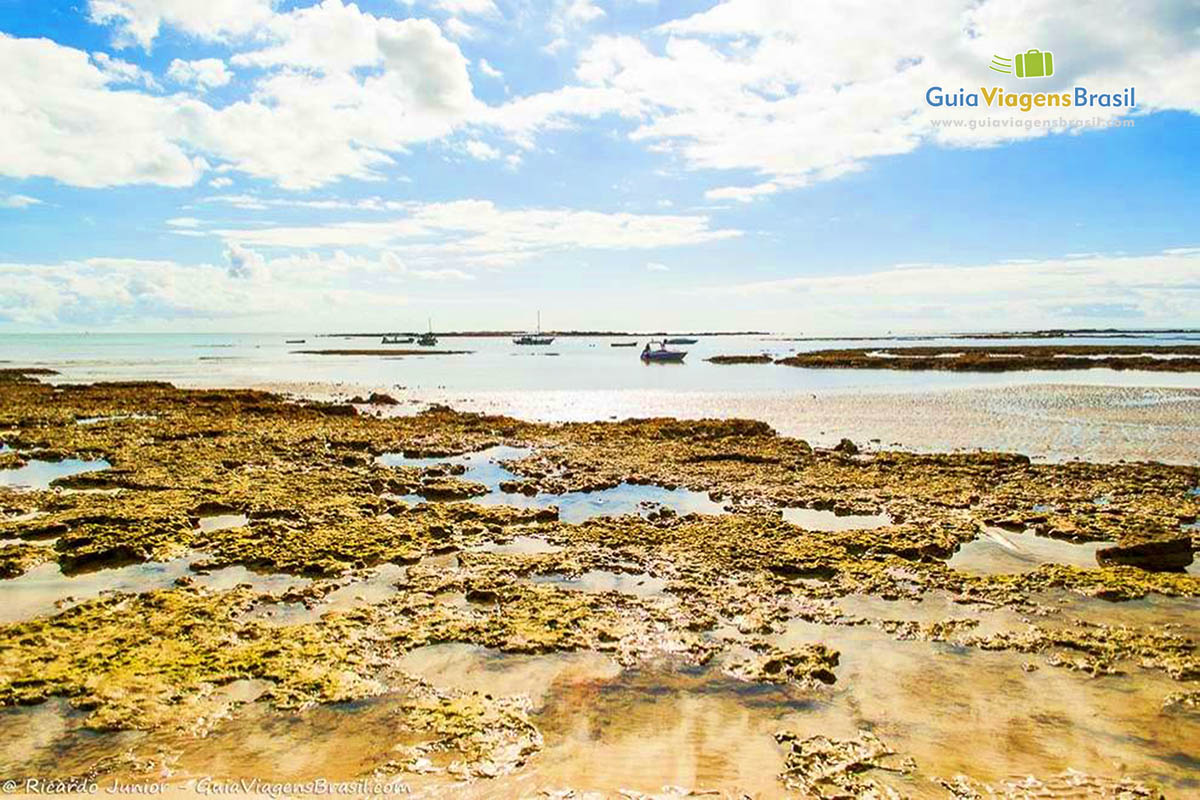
[4,333,1200,462]
[2,332,1198,394]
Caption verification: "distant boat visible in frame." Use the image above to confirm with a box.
[418,319,438,347]
[640,341,687,362]
[513,311,554,345]
[381,335,414,344]
[665,337,698,345]
[611,341,639,348]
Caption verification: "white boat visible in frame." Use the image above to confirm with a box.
[513,311,554,345]
[418,319,438,347]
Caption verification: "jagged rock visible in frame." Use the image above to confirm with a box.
[833,438,859,455]
[1096,536,1194,571]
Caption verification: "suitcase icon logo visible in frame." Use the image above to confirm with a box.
[989,50,1054,78]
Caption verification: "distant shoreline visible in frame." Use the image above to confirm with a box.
[319,330,770,338]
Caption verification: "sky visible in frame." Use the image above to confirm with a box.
[0,0,1198,334]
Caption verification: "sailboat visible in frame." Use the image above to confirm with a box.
[513,311,554,345]
[417,319,438,347]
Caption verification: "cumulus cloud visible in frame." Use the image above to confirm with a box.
[463,139,502,160]
[0,34,205,188]
[166,58,231,89]
[646,261,669,271]
[224,242,266,279]
[91,52,160,89]
[491,0,1200,194]
[87,0,275,49]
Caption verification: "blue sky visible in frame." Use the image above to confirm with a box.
[1,0,1197,333]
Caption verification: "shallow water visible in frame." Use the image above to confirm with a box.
[0,552,309,624]
[530,569,669,598]
[467,535,562,556]
[0,458,111,490]
[9,333,1200,464]
[1,597,1195,795]
[381,445,728,522]
[770,618,1200,791]
[947,526,1114,574]
[197,513,249,533]
[783,506,892,531]
[242,564,406,626]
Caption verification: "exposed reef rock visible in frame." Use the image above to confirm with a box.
[0,370,1197,793]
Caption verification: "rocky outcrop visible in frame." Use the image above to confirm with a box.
[1096,536,1194,571]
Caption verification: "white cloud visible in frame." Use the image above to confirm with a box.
[696,248,1200,331]
[200,193,408,211]
[0,194,43,209]
[434,0,500,17]
[88,0,275,49]
[215,200,742,271]
[91,52,160,89]
[646,261,669,271]
[166,217,202,227]
[443,17,478,40]
[491,0,1200,193]
[166,58,231,89]
[0,34,205,188]
[704,182,779,202]
[208,177,234,188]
[207,3,481,188]
[478,58,503,78]
[564,0,605,25]
[464,139,502,160]
[224,242,266,279]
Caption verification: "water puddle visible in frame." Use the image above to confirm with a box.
[467,534,562,556]
[504,667,819,798]
[769,618,1200,791]
[381,445,727,523]
[75,414,155,426]
[947,526,1114,574]
[197,513,249,533]
[242,564,406,626]
[395,643,620,707]
[783,506,893,531]
[0,552,309,624]
[0,458,111,491]
[832,592,1030,638]
[531,569,668,598]
[0,700,145,778]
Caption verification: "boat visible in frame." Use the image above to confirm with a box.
[640,341,687,362]
[513,312,554,345]
[611,341,639,348]
[418,319,438,347]
[381,335,414,344]
[665,337,698,345]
